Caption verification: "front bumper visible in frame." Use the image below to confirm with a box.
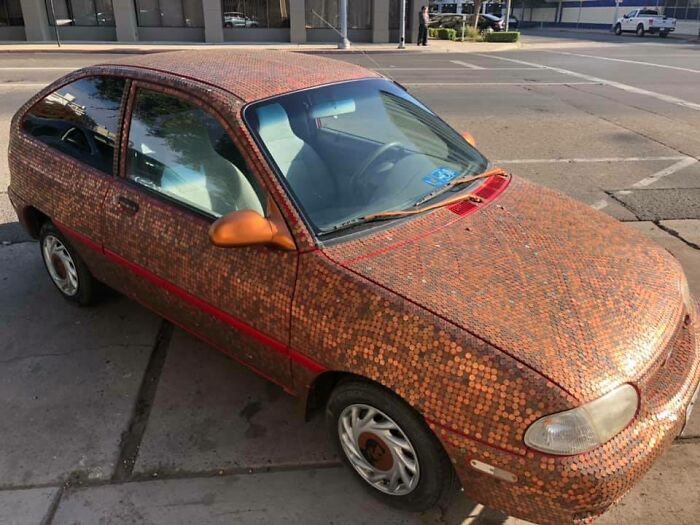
[435,299,700,525]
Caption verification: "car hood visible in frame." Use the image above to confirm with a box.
[323,175,685,401]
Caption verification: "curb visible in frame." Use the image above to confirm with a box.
[0,41,521,55]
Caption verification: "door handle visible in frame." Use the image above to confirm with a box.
[115,195,139,214]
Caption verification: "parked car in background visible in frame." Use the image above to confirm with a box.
[480,13,505,32]
[430,13,504,32]
[614,9,676,37]
[8,50,700,525]
[506,14,519,29]
[223,11,260,28]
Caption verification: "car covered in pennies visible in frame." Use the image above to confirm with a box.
[7,50,700,524]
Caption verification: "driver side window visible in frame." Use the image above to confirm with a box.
[125,88,264,218]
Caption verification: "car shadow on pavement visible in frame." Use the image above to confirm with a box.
[0,221,31,244]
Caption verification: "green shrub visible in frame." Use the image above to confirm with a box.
[437,28,457,40]
[458,25,483,41]
[428,27,439,38]
[483,31,520,42]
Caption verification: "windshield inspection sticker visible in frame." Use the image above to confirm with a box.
[423,167,459,187]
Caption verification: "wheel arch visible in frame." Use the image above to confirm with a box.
[21,206,49,239]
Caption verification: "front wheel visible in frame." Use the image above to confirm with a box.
[39,222,97,306]
[326,380,456,511]
[614,23,622,36]
[636,24,645,37]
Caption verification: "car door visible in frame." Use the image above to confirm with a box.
[102,81,297,388]
[623,10,637,30]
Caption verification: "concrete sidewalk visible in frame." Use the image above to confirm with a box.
[0,39,520,54]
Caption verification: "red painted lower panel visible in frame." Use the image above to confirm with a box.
[55,221,326,376]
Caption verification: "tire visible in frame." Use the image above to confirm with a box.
[39,222,97,306]
[636,24,645,37]
[660,30,669,38]
[614,23,622,36]
[326,380,457,512]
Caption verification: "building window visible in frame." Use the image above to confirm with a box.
[667,0,700,19]
[222,0,290,28]
[0,0,23,26]
[45,0,115,26]
[389,0,399,29]
[306,0,371,29]
[134,0,204,28]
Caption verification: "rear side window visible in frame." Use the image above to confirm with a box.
[22,76,125,175]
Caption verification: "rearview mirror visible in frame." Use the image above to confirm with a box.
[462,131,476,147]
[209,206,295,251]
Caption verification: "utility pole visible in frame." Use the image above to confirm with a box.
[398,0,406,49]
[504,0,512,31]
[49,0,61,48]
[338,0,350,49]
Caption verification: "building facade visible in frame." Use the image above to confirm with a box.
[429,0,699,35]
[0,0,421,42]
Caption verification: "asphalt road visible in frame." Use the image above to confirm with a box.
[0,31,699,524]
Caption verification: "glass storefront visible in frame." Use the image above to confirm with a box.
[665,0,700,20]
[306,0,371,29]
[221,0,290,28]
[134,0,204,27]
[45,0,114,26]
[0,0,22,26]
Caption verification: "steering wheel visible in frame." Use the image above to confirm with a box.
[349,141,402,186]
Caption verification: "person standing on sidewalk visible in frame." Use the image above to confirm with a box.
[418,6,429,46]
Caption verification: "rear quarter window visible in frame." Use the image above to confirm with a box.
[21,76,125,175]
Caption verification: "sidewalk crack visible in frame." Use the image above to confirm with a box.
[654,221,700,251]
[112,320,173,482]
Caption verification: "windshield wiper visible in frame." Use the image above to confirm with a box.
[320,168,508,236]
[319,214,399,235]
[412,167,506,207]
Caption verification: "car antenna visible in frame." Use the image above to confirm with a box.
[310,10,396,83]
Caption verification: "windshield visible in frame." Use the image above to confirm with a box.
[245,79,488,234]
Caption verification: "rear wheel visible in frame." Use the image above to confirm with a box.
[326,380,456,511]
[614,23,622,35]
[636,24,645,37]
[39,222,97,306]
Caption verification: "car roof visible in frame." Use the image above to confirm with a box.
[104,50,380,103]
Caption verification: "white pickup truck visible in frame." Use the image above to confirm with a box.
[614,9,676,38]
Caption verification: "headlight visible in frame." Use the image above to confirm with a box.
[524,384,638,455]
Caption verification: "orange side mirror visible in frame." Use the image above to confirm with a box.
[462,132,476,147]
[209,205,295,251]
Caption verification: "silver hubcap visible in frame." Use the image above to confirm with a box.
[337,404,420,496]
[42,235,78,297]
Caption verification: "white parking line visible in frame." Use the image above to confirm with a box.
[0,67,76,71]
[372,67,540,71]
[497,155,698,211]
[550,52,700,74]
[450,60,485,70]
[0,83,49,88]
[495,156,688,164]
[630,157,698,188]
[474,53,700,111]
[405,81,601,86]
